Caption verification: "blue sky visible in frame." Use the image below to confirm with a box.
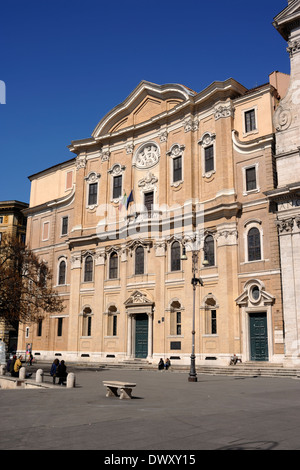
[0,0,290,204]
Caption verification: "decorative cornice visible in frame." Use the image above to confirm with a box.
[214,103,234,120]
[287,39,300,57]
[183,117,199,132]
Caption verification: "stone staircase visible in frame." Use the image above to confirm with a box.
[99,360,300,378]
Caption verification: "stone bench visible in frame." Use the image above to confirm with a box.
[103,381,136,400]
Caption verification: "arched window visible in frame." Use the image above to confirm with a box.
[248,227,261,261]
[109,252,118,279]
[82,307,92,337]
[135,246,144,275]
[171,241,181,272]
[58,260,66,285]
[204,235,215,266]
[84,255,93,282]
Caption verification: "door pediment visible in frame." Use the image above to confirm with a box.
[125,290,154,307]
[236,279,275,307]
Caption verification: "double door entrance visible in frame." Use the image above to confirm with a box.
[135,314,148,358]
[249,313,269,361]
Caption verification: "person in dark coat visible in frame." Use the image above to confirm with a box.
[50,359,59,384]
[56,360,68,385]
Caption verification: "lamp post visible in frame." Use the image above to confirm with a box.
[181,238,208,382]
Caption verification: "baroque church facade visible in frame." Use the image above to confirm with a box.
[18,1,300,367]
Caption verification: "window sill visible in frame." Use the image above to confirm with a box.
[242,129,258,137]
[243,188,260,196]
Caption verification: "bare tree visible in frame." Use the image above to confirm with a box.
[0,235,64,326]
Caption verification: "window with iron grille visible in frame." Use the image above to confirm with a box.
[211,310,217,334]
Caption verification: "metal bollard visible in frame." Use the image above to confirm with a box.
[67,372,75,388]
[36,369,44,383]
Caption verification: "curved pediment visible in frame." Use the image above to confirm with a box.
[92,81,195,138]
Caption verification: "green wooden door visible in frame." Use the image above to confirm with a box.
[250,313,268,361]
[135,314,148,358]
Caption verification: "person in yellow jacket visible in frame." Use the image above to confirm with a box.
[13,355,23,377]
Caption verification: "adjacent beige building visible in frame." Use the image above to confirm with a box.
[0,200,29,352]
[266,0,300,366]
[19,2,297,367]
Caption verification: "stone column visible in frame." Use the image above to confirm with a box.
[127,314,132,358]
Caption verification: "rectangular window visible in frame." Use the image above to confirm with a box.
[144,191,154,213]
[245,109,256,133]
[246,167,257,191]
[61,216,68,236]
[57,318,63,337]
[176,312,181,335]
[205,310,217,334]
[211,310,217,335]
[37,321,42,337]
[113,175,122,199]
[113,315,117,336]
[0,217,3,224]
[173,156,182,182]
[204,145,214,173]
[82,316,92,337]
[88,183,98,206]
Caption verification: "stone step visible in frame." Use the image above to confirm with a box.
[100,362,300,378]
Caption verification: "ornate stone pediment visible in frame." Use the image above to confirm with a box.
[235,279,275,307]
[124,290,153,306]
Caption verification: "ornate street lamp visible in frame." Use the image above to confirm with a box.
[181,237,208,382]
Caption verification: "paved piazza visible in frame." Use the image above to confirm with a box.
[1,367,300,451]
